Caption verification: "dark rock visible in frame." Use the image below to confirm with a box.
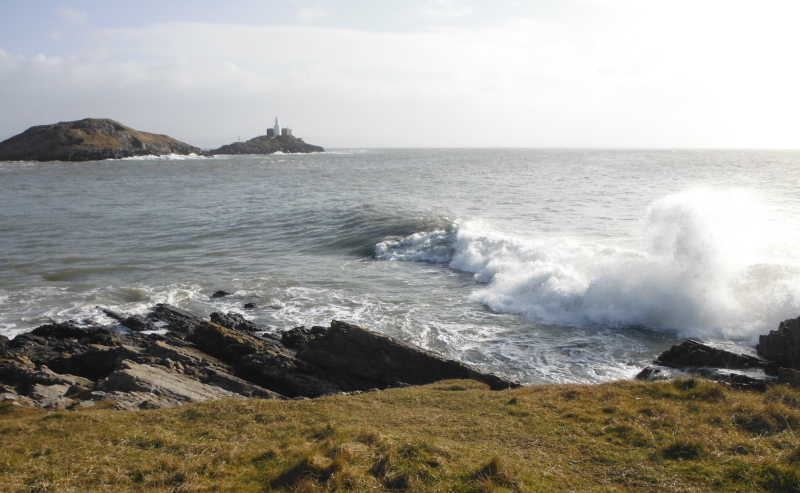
[757,315,800,370]
[778,367,800,387]
[656,340,764,370]
[281,326,329,349]
[636,366,670,381]
[209,134,324,155]
[211,290,231,299]
[30,322,91,339]
[693,368,771,392]
[296,320,520,391]
[150,304,205,333]
[0,118,204,162]
[243,303,257,310]
[210,311,260,333]
[102,309,153,331]
[187,321,340,397]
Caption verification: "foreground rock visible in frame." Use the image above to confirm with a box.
[757,315,800,372]
[0,305,517,410]
[209,134,323,155]
[642,316,800,390]
[0,118,204,162]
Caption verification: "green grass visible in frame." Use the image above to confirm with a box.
[0,378,798,492]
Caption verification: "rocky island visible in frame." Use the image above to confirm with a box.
[209,134,324,155]
[0,118,203,162]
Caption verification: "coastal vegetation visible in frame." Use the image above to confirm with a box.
[1,378,798,492]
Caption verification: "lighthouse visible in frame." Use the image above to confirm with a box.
[273,116,281,137]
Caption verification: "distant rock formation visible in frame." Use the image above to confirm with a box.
[0,118,203,162]
[209,134,324,155]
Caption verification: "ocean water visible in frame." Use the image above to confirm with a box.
[2,149,800,384]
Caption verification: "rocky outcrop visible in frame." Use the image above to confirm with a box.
[209,135,324,155]
[296,321,519,391]
[655,340,764,371]
[0,118,204,162]
[757,315,800,371]
[0,305,516,410]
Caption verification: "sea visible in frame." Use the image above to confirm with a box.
[2,148,800,385]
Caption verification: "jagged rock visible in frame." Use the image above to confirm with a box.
[101,360,246,403]
[210,312,260,333]
[102,309,153,331]
[281,326,328,349]
[188,322,340,397]
[27,383,73,409]
[296,320,520,391]
[0,118,204,162]
[656,340,764,370]
[757,315,800,370]
[150,303,205,333]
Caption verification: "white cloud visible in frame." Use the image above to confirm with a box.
[296,6,327,21]
[2,2,800,148]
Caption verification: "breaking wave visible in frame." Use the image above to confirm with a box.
[376,189,800,341]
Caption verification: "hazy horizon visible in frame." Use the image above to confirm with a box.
[1,0,799,150]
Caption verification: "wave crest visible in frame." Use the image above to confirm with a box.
[375,190,800,341]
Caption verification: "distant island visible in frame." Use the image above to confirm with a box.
[0,116,324,162]
[0,118,202,162]
[208,117,324,155]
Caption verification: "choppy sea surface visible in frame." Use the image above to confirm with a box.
[2,149,800,384]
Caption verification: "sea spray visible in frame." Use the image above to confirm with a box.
[377,189,800,341]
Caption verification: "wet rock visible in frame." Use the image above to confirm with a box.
[656,340,764,370]
[281,326,328,349]
[636,366,670,381]
[296,320,520,391]
[102,309,153,331]
[150,304,205,333]
[210,311,260,333]
[243,303,257,310]
[757,315,800,370]
[211,290,231,299]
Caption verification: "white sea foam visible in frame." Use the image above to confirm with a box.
[119,153,207,161]
[377,189,800,342]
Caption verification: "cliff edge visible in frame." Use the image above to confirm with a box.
[0,118,203,162]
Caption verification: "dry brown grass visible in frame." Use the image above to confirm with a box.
[0,378,798,492]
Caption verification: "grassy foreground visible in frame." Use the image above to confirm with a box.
[1,378,799,492]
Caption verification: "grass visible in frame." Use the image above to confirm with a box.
[0,378,798,492]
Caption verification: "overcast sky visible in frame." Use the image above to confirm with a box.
[0,0,798,149]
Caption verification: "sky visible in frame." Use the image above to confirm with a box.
[0,0,798,149]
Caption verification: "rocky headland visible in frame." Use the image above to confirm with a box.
[209,134,324,155]
[0,304,517,410]
[0,118,203,162]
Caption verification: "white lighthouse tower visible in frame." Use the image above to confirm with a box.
[273,116,281,137]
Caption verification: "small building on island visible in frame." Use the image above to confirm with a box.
[266,116,292,137]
